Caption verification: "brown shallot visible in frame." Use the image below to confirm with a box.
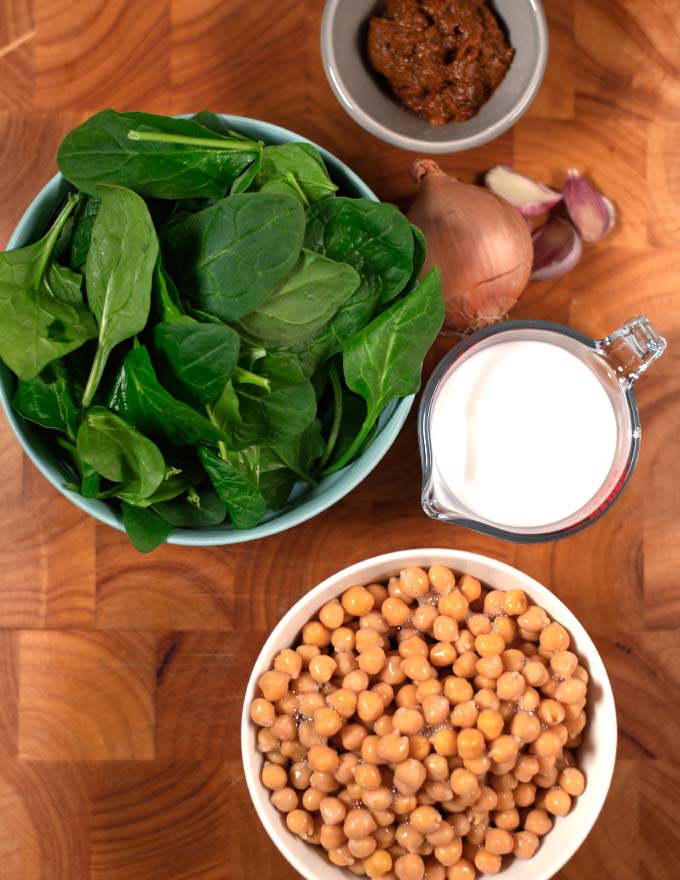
[408,160,533,331]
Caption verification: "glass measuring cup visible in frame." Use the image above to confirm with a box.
[418,316,666,542]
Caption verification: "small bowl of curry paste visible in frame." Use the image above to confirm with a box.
[321,0,548,153]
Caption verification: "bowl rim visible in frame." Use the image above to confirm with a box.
[240,547,618,880]
[0,114,414,546]
[320,0,550,154]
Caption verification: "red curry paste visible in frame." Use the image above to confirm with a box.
[367,0,514,126]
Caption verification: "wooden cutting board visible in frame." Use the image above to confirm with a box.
[0,1,678,878]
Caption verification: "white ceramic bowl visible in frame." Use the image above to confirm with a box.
[241,549,617,880]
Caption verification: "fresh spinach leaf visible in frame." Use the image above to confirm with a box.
[254,447,298,511]
[114,460,204,506]
[82,184,158,406]
[122,503,174,553]
[255,143,337,203]
[198,446,267,529]
[162,192,305,321]
[231,151,263,194]
[407,223,426,291]
[77,406,166,498]
[45,263,84,305]
[108,345,228,446]
[237,249,359,348]
[304,197,414,305]
[272,419,324,487]
[232,371,317,450]
[152,255,192,325]
[206,380,241,438]
[70,196,100,268]
[153,483,227,527]
[153,321,240,407]
[326,268,444,473]
[286,281,381,378]
[12,360,80,439]
[58,109,261,200]
[0,195,97,380]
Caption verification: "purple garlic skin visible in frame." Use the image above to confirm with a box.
[563,170,615,242]
[531,218,583,281]
[485,165,562,217]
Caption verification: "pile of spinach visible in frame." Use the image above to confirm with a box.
[0,110,443,552]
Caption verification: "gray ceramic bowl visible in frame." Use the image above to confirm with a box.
[0,115,413,546]
[321,0,549,153]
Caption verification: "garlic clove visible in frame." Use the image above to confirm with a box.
[530,218,583,281]
[562,169,615,242]
[485,165,562,217]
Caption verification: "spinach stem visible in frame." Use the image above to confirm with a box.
[321,412,374,476]
[127,130,261,152]
[318,365,343,471]
[232,366,270,391]
[82,344,106,408]
[36,193,79,283]
[273,451,317,489]
[284,173,310,207]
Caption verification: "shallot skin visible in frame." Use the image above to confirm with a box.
[408,160,533,331]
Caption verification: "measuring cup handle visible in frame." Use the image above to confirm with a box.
[596,315,667,385]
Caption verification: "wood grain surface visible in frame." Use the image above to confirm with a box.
[0,1,679,878]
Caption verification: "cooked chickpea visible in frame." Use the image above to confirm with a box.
[492,615,517,645]
[412,604,438,632]
[450,768,479,798]
[303,620,332,648]
[474,632,505,657]
[392,758,426,794]
[357,690,385,723]
[496,670,525,701]
[488,735,519,764]
[378,734,410,763]
[313,707,343,737]
[444,676,473,705]
[296,644,321,668]
[256,727,278,753]
[494,788,516,811]
[493,808,520,831]
[342,585,375,617]
[474,848,501,874]
[274,648,303,680]
[473,785,498,813]
[512,829,539,859]
[431,728,458,757]
[438,591,469,621]
[539,623,570,653]
[550,650,578,679]
[451,701,479,729]
[349,836,377,860]
[509,712,540,744]
[262,761,288,791]
[556,677,587,704]
[250,698,276,727]
[287,808,314,837]
[318,600,345,631]
[458,574,481,603]
[434,838,462,866]
[517,686,540,712]
[258,670,290,702]
[358,646,387,676]
[485,827,514,855]
[340,723,368,752]
[523,660,550,688]
[532,730,563,759]
[344,807,378,840]
[518,605,550,633]
[319,796,347,826]
[270,786,300,813]
[475,654,503,680]
[452,651,478,678]
[311,770,341,794]
[395,852,425,880]
[474,688,500,711]
[427,565,455,595]
[365,849,393,878]
[475,708,503,741]
[559,767,585,796]
[448,859,476,880]
[524,808,553,836]
[393,706,425,735]
[544,786,572,816]
[420,694,448,726]
[383,596,412,627]
[503,589,528,616]
[400,567,430,599]
[511,779,535,807]
[308,655,337,684]
[308,744,340,773]
[271,714,297,742]
[428,642,456,668]
[402,655,433,682]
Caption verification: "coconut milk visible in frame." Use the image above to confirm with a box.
[429,339,618,528]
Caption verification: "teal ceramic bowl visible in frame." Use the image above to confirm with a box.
[0,115,413,546]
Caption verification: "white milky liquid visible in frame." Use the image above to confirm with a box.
[430,339,618,528]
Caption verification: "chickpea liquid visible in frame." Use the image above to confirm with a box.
[251,567,589,879]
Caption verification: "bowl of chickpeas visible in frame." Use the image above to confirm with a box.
[241,549,617,880]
